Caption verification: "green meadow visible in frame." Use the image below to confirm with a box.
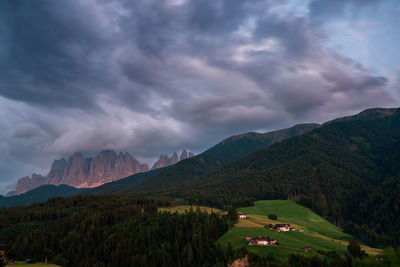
[217,200,381,258]
[239,200,350,239]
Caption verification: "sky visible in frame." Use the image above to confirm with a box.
[0,0,399,195]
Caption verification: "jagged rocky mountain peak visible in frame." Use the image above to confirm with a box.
[151,150,194,170]
[179,149,195,161]
[180,149,188,160]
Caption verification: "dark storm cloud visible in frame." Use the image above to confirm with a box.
[0,0,396,194]
[0,0,140,112]
[0,1,108,108]
[187,0,250,33]
[13,124,44,139]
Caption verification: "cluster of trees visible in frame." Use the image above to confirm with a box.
[268,214,278,220]
[0,195,231,266]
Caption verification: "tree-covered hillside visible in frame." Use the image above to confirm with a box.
[130,123,319,192]
[161,108,400,247]
[83,167,165,195]
[348,173,400,247]
[0,185,85,208]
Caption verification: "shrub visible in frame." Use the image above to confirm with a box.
[268,214,278,220]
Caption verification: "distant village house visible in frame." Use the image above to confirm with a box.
[304,246,312,253]
[238,213,247,219]
[274,224,291,232]
[246,237,277,247]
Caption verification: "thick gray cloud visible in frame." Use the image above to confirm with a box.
[308,0,380,20]
[0,0,397,194]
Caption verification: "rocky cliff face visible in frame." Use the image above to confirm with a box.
[47,159,67,185]
[85,151,149,186]
[61,152,90,186]
[10,150,149,195]
[151,150,193,170]
[180,149,194,160]
[12,174,48,195]
[9,149,193,196]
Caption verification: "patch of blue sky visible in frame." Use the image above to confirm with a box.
[323,1,400,77]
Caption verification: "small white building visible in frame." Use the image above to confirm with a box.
[257,239,268,246]
[275,224,291,231]
[269,239,277,245]
[239,213,247,219]
[247,237,276,246]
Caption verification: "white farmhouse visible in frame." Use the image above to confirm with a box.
[238,213,247,219]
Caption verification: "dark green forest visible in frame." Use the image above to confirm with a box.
[0,195,230,266]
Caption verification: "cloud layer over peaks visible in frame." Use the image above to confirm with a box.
[0,0,397,194]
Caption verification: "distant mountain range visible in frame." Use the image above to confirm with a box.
[7,149,193,196]
[1,123,317,204]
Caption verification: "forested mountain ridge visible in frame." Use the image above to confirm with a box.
[0,169,165,208]
[324,107,398,125]
[0,185,85,208]
[129,123,319,192]
[159,108,400,247]
[130,108,398,195]
[82,167,165,195]
[201,123,320,164]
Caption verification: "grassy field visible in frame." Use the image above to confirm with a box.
[217,200,382,258]
[6,262,60,266]
[158,205,222,214]
[239,200,349,239]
